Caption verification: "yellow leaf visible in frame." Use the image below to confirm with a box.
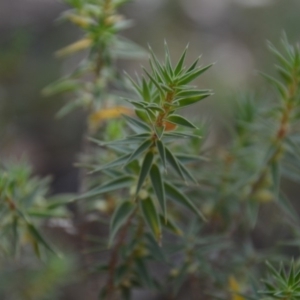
[55,38,92,57]
[66,14,94,28]
[89,106,133,129]
[229,276,245,300]
[254,189,273,203]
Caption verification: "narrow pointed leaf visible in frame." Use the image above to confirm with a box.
[42,79,79,97]
[143,68,164,93]
[165,147,185,180]
[186,55,201,72]
[267,41,292,70]
[167,115,197,129]
[75,176,134,200]
[178,160,198,184]
[126,139,153,165]
[142,77,151,102]
[260,72,287,98]
[159,215,182,236]
[89,133,151,146]
[154,125,165,140]
[122,114,152,132]
[164,41,173,75]
[177,64,213,85]
[140,197,161,242]
[150,164,166,219]
[136,151,154,195]
[164,182,206,221]
[156,140,166,169]
[124,71,143,96]
[145,233,166,262]
[124,99,146,109]
[174,94,212,108]
[91,154,131,173]
[109,200,135,246]
[26,222,57,255]
[175,46,188,75]
[176,89,212,97]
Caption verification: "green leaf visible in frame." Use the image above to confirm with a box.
[140,197,161,242]
[42,79,78,97]
[89,133,151,146]
[275,64,293,83]
[26,222,57,255]
[124,99,146,109]
[146,104,164,113]
[176,153,208,163]
[46,194,75,209]
[136,151,154,195]
[176,89,212,97]
[165,147,185,181]
[154,125,165,140]
[145,233,166,262]
[178,160,198,184]
[267,41,292,70]
[142,77,151,102]
[27,209,68,218]
[122,114,152,132]
[124,71,143,97]
[56,100,83,118]
[143,67,164,94]
[109,200,135,246]
[156,140,166,169]
[91,154,131,174]
[135,109,152,123]
[167,115,197,129]
[260,72,287,98]
[175,45,188,75]
[111,36,146,59]
[159,215,182,236]
[164,132,201,139]
[177,64,214,85]
[266,261,281,279]
[160,83,173,93]
[126,139,153,165]
[164,182,206,221]
[164,40,173,76]
[174,94,212,108]
[150,164,166,219]
[148,45,163,69]
[75,176,134,200]
[186,55,201,72]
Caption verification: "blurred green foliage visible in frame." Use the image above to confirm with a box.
[1,0,300,300]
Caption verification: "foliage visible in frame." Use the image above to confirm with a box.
[259,261,300,300]
[0,161,68,257]
[1,0,300,299]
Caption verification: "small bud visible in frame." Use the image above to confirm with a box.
[254,190,273,203]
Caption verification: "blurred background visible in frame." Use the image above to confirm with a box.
[1,0,300,194]
[1,0,300,299]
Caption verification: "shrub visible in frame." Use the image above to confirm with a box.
[1,0,300,299]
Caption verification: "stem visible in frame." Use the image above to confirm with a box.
[156,90,175,128]
[248,71,298,198]
[106,208,137,299]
